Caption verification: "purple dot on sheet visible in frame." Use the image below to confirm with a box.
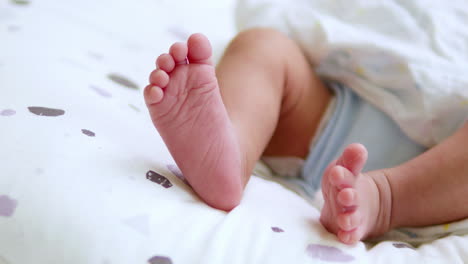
[392,243,415,250]
[167,26,190,40]
[271,227,284,233]
[107,73,139,90]
[90,85,112,98]
[306,244,354,262]
[88,51,104,61]
[148,256,172,264]
[0,109,16,116]
[146,170,173,188]
[167,164,184,180]
[123,214,150,236]
[81,129,95,137]
[0,195,18,217]
[28,106,65,117]
[60,58,90,71]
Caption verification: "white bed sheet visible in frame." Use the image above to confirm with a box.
[1,0,468,263]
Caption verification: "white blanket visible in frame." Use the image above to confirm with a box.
[237,0,468,147]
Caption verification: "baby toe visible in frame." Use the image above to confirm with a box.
[337,228,363,245]
[337,210,361,231]
[149,69,169,88]
[169,42,188,64]
[337,188,357,207]
[144,85,164,105]
[330,165,356,189]
[156,53,175,72]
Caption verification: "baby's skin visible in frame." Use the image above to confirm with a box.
[144,32,468,244]
[144,34,391,244]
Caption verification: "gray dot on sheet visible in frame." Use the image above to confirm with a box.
[306,244,354,262]
[28,106,65,117]
[0,109,16,116]
[128,104,140,112]
[392,243,415,250]
[398,229,418,238]
[146,170,173,188]
[107,73,139,90]
[148,256,172,264]
[10,0,29,5]
[0,195,18,217]
[81,129,96,137]
[271,227,284,233]
[0,255,11,264]
[90,85,112,98]
[35,168,44,175]
[7,25,20,32]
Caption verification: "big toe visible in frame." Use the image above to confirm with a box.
[187,33,213,65]
[337,143,368,175]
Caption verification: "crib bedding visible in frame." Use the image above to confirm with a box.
[1,0,468,263]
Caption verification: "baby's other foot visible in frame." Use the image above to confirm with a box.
[144,34,243,211]
[320,143,392,244]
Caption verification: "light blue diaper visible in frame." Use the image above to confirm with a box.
[292,82,427,197]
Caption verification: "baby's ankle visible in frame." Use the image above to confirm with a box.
[367,170,394,237]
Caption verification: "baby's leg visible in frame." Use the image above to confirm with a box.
[144,29,331,210]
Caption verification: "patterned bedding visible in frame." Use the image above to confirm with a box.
[1,0,468,263]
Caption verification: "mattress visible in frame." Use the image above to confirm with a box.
[1,0,468,263]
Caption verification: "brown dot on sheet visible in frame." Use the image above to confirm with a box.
[0,195,18,217]
[271,227,284,233]
[81,129,95,137]
[392,243,415,249]
[108,73,139,90]
[148,256,172,264]
[146,170,173,188]
[90,85,112,98]
[0,109,16,116]
[28,106,65,117]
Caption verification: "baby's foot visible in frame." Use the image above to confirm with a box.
[320,144,392,244]
[144,34,243,211]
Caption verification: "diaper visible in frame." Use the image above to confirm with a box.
[263,81,428,198]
